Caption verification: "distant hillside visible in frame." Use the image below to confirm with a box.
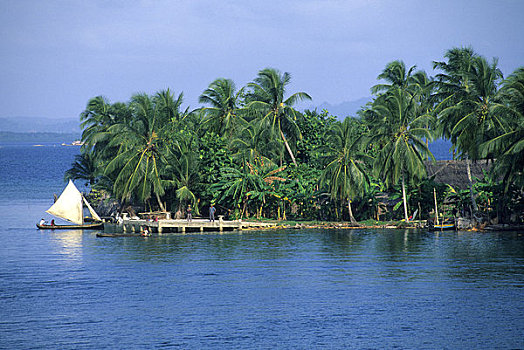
[0,116,81,134]
[0,132,80,143]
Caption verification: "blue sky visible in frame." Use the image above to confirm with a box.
[1,0,523,119]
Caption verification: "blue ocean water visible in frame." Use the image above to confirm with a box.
[1,143,523,349]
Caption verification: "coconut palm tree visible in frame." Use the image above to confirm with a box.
[245,68,312,165]
[434,48,504,213]
[164,135,201,215]
[371,60,419,95]
[199,78,246,137]
[481,67,524,191]
[155,88,185,123]
[447,57,505,160]
[367,88,434,221]
[80,96,130,158]
[64,149,99,187]
[80,96,112,148]
[320,117,372,224]
[230,119,281,165]
[104,92,179,211]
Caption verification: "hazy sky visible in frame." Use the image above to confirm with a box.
[1,0,523,119]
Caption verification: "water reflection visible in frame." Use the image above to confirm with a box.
[50,229,86,259]
[442,231,524,285]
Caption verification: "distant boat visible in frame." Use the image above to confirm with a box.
[36,180,103,230]
[61,141,84,146]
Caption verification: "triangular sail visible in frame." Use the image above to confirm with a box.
[83,196,102,222]
[46,180,83,224]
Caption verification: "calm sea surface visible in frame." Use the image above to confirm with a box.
[0,143,523,349]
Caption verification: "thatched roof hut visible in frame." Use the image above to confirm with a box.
[425,160,491,189]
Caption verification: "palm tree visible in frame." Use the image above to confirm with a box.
[199,78,246,136]
[411,71,438,156]
[104,92,177,211]
[481,67,524,192]
[320,117,371,224]
[230,119,281,165]
[213,159,286,219]
[367,88,434,221]
[212,165,258,219]
[164,135,201,215]
[371,60,419,95]
[64,149,99,187]
[80,96,112,147]
[245,68,312,165]
[434,48,504,213]
[447,57,505,160]
[155,88,185,123]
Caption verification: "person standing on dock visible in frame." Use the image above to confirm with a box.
[209,204,216,222]
[187,205,192,222]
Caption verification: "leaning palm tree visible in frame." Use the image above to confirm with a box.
[320,117,371,224]
[245,68,312,165]
[199,78,246,137]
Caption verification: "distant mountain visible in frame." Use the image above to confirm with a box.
[0,116,81,134]
[301,97,372,119]
[0,131,80,143]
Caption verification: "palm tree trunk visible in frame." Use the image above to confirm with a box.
[433,187,439,225]
[280,130,297,166]
[347,198,357,224]
[401,173,409,222]
[241,199,247,219]
[466,158,478,213]
[155,192,166,212]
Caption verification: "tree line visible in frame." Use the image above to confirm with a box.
[66,47,523,224]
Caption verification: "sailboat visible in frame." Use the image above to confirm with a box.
[36,180,104,230]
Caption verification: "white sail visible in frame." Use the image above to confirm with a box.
[83,196,102,222]
[46,180,83,224]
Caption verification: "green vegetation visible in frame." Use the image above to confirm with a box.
[67,48,524,225]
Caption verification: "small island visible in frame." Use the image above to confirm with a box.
[66,48,522,232]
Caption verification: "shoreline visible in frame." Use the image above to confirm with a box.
[249,220,524,233]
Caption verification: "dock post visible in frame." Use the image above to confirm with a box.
[200,226,204,233]
[219,216,223,232]
[181,226,186,234]
[158,224,163,234]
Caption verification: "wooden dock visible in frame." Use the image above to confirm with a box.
[106,216,273,234]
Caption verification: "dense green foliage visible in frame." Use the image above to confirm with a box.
[69,50,523,224]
